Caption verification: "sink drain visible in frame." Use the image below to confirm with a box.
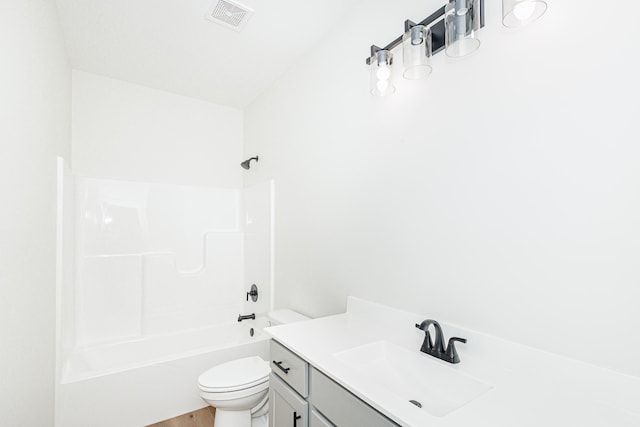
[409,400,422,408]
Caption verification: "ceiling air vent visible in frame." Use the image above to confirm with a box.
[207,0,254,32]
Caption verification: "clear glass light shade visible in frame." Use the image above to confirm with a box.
[445,0,481,58]
[402,25,433,80]
[502,0,547,27]
[370,50,395,96]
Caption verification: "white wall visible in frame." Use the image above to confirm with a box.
[244,0,640,377]
[0,1,71,426]
[72,71,243,188]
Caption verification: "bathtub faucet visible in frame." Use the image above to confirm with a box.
[238,313,256,322]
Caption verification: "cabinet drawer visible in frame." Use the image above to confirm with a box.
[310,409,335,427]
[271,340,309,397]
[270,373,308,427]
[309,368,399,427]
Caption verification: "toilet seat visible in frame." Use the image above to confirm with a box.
[200,376,269,393]
[198,356,271,393]
[200,380,269,402]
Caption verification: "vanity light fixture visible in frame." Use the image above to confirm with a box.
[366,0,548,95]
[370,48,396,96]
[502,0,547,27]
[365,0,485,95]
[403,22,432,79]
[445,0,482,58]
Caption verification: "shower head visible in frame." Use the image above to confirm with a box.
[240,156,259,170]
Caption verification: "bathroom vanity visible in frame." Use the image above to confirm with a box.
[269,340,398,427]
[265,297,640,427]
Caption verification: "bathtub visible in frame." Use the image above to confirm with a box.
[56,317,271,427]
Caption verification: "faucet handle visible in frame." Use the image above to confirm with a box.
[246,284,259,302]
[445,337,467,364]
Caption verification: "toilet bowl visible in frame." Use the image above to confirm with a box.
[198,310,309,427]
[199,356,270,427]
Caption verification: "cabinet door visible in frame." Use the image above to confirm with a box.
[310,409,335,427]
[270,373,308,427]
[309,368,399,427]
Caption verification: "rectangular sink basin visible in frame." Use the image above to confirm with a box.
[333,340,492,417]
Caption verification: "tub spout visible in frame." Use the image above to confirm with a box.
[238,313,256,322]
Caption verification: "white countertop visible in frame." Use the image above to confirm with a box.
[265,297,640,427]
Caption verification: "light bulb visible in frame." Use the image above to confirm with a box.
[370,49,395,96]
[376,80,389,92]
[503,0,547,27]
[513,0,536,20]
[376,65,391,80]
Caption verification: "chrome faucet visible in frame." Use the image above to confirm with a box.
[415,319,467,364]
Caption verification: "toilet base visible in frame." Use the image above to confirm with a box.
[252,413,268,427]
[213,409,252,427]
[212,409,268,427]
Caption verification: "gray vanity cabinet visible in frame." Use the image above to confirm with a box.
[270,373,308,427]
[310,409,334,427]
[309,368,398,427]
[269,340,399,427]
[269,341,309,427]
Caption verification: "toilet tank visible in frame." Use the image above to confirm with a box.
[267,309,310,326]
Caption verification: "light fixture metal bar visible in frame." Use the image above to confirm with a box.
[366,0,484,65]
[413,5,448,31]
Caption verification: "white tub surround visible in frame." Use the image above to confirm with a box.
[59,175,273,345]
[55,165,275,426]
[265,298,640,427]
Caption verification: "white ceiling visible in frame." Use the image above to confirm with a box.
[55,0,362,108]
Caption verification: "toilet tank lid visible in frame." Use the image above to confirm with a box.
[268,309,310,325]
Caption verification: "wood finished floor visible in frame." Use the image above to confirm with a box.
[146,407,215,427]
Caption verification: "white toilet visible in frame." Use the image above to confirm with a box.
[198,310,309,427]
